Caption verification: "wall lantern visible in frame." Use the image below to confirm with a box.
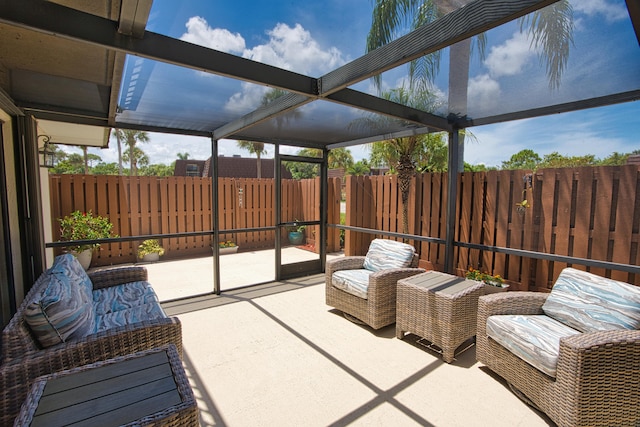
[38,135,56,168]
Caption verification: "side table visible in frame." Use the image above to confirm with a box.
[14,344,198,426]
[396,271,484,363]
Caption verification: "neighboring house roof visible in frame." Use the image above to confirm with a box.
[175,156,292,179]
[627,154,640,165]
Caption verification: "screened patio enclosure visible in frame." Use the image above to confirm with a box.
[0,0,639,304]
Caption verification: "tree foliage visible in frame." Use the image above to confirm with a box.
[346,160,371,176]
[500,149,632,170]
[285,148,321,180]
[501,149,542,170]
[328,148,354,170]
[113,129,150,176]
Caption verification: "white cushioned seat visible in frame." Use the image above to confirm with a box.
[332,269,373,299]
[486,314,580,377]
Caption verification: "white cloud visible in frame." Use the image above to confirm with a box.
[224,82,269,114]
[467,74,501,112]
[180,16,245,54]
[484,32,536,78]
[242,23,346,75]
[224,22,347,113]
[572,0,628,23]
[177,17,349,117]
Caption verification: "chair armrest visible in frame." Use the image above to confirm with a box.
[326,256,366,276]
[555,329,640,403]
[559,329,640,359]
[88,266,148,290]
[478,291,548,316]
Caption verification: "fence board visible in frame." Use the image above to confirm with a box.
[469,172,484,271]
[611,167,635,282]
[551,169,572,280]
[457,172,473,270]
[571,168,593,269]
[590,167,613,278]
[482,171,498,275]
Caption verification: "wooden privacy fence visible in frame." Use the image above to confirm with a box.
[344,165,640,291]
[49,175,342,266]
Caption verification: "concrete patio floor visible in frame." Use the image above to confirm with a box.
[145,247,344,301]
[151,252,554,426]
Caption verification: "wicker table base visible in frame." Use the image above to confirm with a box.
[396,271,485,363]
[14,344,198,426]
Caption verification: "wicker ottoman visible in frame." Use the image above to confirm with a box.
[14,344,198,426]
[396,271,484,363]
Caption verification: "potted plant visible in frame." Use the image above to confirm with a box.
[58,210,116,270]
[218,240,238,255]
[466,267,509,294]
[137,239,165,262]
[287,221,306,245]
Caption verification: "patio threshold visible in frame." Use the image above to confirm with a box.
[162,273,554,427]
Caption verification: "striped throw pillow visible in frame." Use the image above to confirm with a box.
[362,239,415,272]
[542,267,640,332]
[24,269,95,348]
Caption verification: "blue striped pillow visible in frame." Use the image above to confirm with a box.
[24,269,95,348]
[542,268,640,332]
[362,239,415,272]
[50,254,93,301]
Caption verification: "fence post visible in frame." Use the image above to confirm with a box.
[444,130,459,273]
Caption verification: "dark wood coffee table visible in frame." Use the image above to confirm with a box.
[396,271,484,363]
[14,344,198,426]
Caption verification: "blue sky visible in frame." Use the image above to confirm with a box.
[83,0,639,168]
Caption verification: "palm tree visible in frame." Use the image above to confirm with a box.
[123,146,149,175]
[177,152,190,160]
[328,148,354,171]
[236,140,267,178]
[352,85,441,235]
[113,129,150,176]
[346,160,371,176]
[367,0,574,170]
[81,146,89,174]
[112,128,123,175]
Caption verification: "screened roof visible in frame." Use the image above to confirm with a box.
[0,0,638,150]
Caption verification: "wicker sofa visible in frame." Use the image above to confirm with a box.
[326,239,424,329]
[0,254,182,426]
[477,267,640,427]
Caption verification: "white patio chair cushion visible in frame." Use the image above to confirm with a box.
[362,239,415,272]
[332,269,373,299]
[486,314,580,378]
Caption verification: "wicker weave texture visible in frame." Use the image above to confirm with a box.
[477,292,640,427]
[396,274,484,363]
[325,254,423,329]
[14,344,198,427]
[0,265,183,426]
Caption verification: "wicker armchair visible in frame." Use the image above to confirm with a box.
[477,291,640,427]
[0,264,182,425]
[326,239,424,329]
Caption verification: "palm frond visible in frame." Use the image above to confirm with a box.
[520,0,574,90]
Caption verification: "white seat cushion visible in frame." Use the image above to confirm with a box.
[332,269,373,299]
[486,314,580,378]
